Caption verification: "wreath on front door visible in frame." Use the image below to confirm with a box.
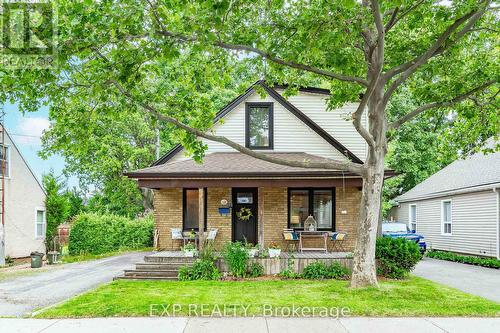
[237,207,253,221]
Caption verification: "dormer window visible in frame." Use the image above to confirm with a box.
[245,103,273,149]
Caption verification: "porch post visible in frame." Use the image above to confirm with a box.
[258,187,264,247]
[198,187,205,250]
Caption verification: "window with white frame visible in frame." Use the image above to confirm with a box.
[35,209,46,238]
[409,204,417,232]
[441,200,452,235]
[0,145,9,178]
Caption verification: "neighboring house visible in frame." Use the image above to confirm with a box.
[128,81,389,251]
[389,146,500,259]
[1,126,47,258]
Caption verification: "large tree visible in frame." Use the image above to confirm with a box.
[1,0,498,287]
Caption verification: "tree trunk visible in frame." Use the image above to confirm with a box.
[350,151,386,288]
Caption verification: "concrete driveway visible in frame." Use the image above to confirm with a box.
[0,251,150,317]
[413,257,500,303]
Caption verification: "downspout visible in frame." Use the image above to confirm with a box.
[494,187,500,260]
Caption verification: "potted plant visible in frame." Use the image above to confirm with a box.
[245,242,259,258]
[268,242,281,258]
[182,242,197,257]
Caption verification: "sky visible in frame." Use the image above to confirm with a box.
[4,102,77,188]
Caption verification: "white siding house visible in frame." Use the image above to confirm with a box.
[1,127,46,258]
[390,147,500,259]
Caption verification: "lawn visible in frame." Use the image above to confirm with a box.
[36,276,500,318]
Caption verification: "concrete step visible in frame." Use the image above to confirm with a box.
[124,270,178,278]
[135,262,193,270]
[114,275,178,281]
[144,256,196,263]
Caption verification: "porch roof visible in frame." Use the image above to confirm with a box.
[126,152,395,188]
[128,152,361,178]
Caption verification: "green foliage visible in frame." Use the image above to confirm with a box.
[278,269,301,279]
[178,259,220,281]
[87,177,144,218]
[376,237,422,279]
[198,241,218,262]
[427,251,500,269]
[246,262,264,278]
[42,172,70,246]
[64,188,86,218]
[68,213,154,255]
[221,242,248,278]
[301,261,351,280]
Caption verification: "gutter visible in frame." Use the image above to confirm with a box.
[494,187,500,260]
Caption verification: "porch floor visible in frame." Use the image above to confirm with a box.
[148,251,352,259]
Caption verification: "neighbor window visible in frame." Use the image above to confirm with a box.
[35,209,46,239]
[442,200,452,235]
[183,188,207,231]
[246,103,273,149]
[0,145,9,178]
[409,204,417,232]
[289,189,334,230]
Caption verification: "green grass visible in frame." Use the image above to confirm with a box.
[36,276,500,318]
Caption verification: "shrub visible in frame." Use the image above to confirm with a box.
[427,251,500,269]
[178,259,220,281]
[68,213,154,255]
[278,269,301,279]
[301,261,351,279]
[221,242,248,277]
[376,237,422,279]
[247,262,264,278]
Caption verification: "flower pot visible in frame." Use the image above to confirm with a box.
[184,250,197,257]
[47,251,60,265]
[246,249,258,258]
[268,248,281,258]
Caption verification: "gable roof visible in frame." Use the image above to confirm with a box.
[152,81,363,166]
[396,148,500,202]
[2,126,46,195]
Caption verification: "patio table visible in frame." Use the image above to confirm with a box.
[296,231,329,253]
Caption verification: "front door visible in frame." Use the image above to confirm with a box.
[232,188,258,244]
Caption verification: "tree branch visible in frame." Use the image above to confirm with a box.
[384,1,490,91]
[144,3,368,86]
[384,0,426,33]
[389,79,496,130]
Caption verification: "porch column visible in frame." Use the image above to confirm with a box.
[258,187,264,246]
[198,187,205,250]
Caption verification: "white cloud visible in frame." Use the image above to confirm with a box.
[14,117,51,145]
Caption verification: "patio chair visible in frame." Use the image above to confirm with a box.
[329,232,348,252]
[171,228,183,249]
[205,228,218,242]
[282,229,299,252]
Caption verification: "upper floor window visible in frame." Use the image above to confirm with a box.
[246,103,273,149]
[0,145,9,178]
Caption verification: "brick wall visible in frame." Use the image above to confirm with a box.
[206,188,232,249]
[153,186,361,252]
[153,188,183,249]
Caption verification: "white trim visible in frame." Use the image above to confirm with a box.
[441,199,452,236]
[35,207,46,240]
[409,203,417,232]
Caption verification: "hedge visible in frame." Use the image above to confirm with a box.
[376,237,422,279]
[426,250,500,269]
[68,213,154,255]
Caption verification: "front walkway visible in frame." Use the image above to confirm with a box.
[1,317,499,333]
[0,251,151,317]
[413,258,500,303]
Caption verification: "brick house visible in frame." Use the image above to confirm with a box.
[127,81,389,252]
